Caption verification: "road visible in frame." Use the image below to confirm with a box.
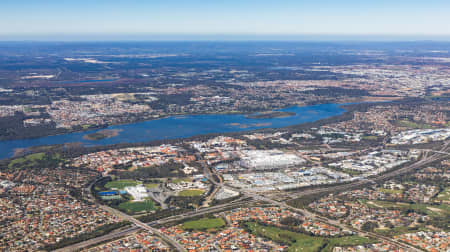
[283,145,447,200]
[56,198,257,251]
[58,142,449,251]
[53,226,140,252]
[244,186,425,251]
[97,204,187,252]
[230,141,450,252]
[60,178,187,252]
[200,143,448,251]
[199,159,222,207]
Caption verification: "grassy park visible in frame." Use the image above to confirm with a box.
[118,200,157,214]
[178,189,205,197]
[182,217,225,230]
[8,152,46,169]
[105,180,140,190]
[378,188,403,194]
[144,183,159,189]
[246,222,376,252]
[8,152,62,170]
[437,187,450,202]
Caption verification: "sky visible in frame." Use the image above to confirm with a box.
[0,0,449,40]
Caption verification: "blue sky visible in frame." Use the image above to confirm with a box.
[0,0,449,40]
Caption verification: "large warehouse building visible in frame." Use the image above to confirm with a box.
[239,150,306,170]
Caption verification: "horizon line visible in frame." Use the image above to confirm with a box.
[1,33,450,42]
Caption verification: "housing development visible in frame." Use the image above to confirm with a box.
[0,42,449,251]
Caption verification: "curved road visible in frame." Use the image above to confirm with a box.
[57,142,449,251]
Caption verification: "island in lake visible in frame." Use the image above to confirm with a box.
[83,129,122,141]
[0,104,345,159]
[245,111,296,119]
[228,122,272,129]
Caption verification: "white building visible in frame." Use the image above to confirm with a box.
[239,150,305,170]
[391,128,450,145]
[125,184,149,201]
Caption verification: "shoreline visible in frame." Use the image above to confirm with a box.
[0,104,310,142]
[1,98,413,160]
[2,103,347,159]
[0,96,400,142]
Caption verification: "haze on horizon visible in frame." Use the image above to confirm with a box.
[0,0,449,41]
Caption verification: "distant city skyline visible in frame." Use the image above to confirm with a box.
[1,0,449,41]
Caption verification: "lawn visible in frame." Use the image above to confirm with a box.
[341,168,363,176]
[365,200,449,217]
[362,135,378,141]
[378,188,403,194]
[396,119,431,129]
[437,187,450,202]
[246,222,376,252]
[364,200,405,209]
[247,222,324,252]
[178,189,205,197]
[145,183,159,189]
[375,226,429,236]
[182,217,225,230]
[171,178,192,184]
[118,200,156,214]
[105,180,140,190]
[8,152,46,169]
[323,236,377,252]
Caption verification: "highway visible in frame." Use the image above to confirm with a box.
[56,198,258,251]
[283,144,448,200]
[53,226,140,252]
[202,167,426,250]
[227,141,450,252]
[189,142,448,251]
[99,204,187,252]
[62,178,187,252]
[239,190,423,252]
[56,141,449,251]
[151,198,258,225]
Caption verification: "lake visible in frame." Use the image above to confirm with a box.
[0,103,346,159]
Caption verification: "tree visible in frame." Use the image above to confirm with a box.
[280,216,303,226]
[361,221,379,232]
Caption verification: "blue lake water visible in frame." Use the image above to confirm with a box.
[0,103,346,159]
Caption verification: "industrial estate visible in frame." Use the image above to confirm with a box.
[0,41,449,252]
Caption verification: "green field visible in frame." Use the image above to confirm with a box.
[378,188,403,194]
[247,222,376,252]
[365,200,449,217]
[182,217,225,230]
[396,119,431,129]
[8,152,62,169]
[341,168,363,176]
[178,189,205,197]
[105,180,140,190]
[362,135,378,140]
[247,222,322,252]
[118,200,156,214]
[437,187,450,202]
[8,152,45,169]
[171,178,192,184]
[375,226,429,236]
[145,183,159,189]
[323,236,377,252]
